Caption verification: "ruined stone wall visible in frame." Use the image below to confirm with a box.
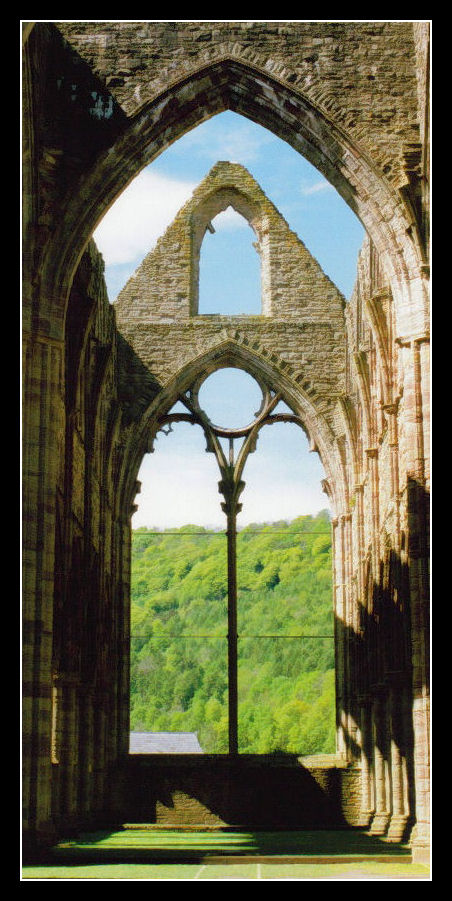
[331,233,429,845]
[22,21,430,859]
[24,239,133,843]
[56,21,421,193]
[111,756,362,829]
[113,161,429,848]
[115,163,347,468]
[25,22,428,339]
[116,162,346,323]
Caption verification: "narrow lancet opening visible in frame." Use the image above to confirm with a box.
[198,208,261,315]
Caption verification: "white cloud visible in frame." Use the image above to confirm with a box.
[132,451,224,529]
[300,179,334,196]
[211,208,249,231]
[175,118,275,166]
[94,170,252,268]
[93,170,197,266]
[131,442,330,530]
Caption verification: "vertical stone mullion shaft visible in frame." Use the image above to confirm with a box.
[227,509,238,756]
[22,334,64,844]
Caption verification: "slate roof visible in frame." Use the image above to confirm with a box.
[129,731,204,754]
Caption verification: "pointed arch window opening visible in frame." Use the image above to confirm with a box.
[141,367,334,756]
[197,207,263,317]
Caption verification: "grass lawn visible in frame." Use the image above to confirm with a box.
[22,830,430,880]
[22,861,430,880]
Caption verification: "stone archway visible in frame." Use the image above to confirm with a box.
[119,340,345,527]
[32,45,427,338]
[22,22,430,861]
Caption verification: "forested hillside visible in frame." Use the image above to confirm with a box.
[130,510,336,754]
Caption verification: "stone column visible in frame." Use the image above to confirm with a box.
[370,688,391,835]
[383,402,401,546]
[365,447,380,570]
[22,332,65,847]
[50,677,62,824]
[59,680,79,825]
[332,517,346,757]
[92,695,107,814]
[354,482,366,615]
[387,676,409,841]
[341,513,358,759]
[77,687,94,819]
[397,336,430,861]
[117,518,132,757]
[358,699,374,828]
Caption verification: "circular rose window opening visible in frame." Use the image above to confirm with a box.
[198,368,264,430]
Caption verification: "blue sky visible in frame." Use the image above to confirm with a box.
[94,111,364,528]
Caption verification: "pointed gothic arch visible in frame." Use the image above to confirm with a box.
[35,55,427,339]
[119,339,345,530]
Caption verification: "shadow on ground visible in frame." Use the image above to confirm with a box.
[28,827,412,868]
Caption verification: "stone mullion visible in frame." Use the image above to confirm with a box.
[22,334,65,845]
